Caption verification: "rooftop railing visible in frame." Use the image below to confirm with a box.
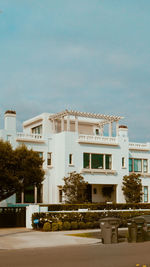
[16,132,44,142]
[78,134,118,146]
[129,142,150,151]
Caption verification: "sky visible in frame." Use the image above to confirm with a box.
[0,0,150,142]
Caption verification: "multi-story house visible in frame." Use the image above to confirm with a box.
[0,109,150,206]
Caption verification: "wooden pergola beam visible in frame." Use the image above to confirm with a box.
[49,109,123,122]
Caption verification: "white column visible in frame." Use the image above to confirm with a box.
[34,186,37,204]
[75,116,78,132]
[26,205,40,229]
[67,115,70,131]
[109,122,113,137]
[61,116,64,132]
[103,155,105,170]
[21,192,24,204]
[116,121,119,136]
[52,120,55,133]
[100,127,104,136]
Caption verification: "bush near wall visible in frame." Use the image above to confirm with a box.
[32,210,150,231]
[40,203,150,211]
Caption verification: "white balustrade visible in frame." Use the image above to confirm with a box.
[17,132,43,140]
[129,142,150,151]
[78,134,118,145]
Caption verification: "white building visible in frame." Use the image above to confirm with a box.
[0,109,150,205]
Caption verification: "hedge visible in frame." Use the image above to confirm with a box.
[32,210,150,231]
[40,203,150,211]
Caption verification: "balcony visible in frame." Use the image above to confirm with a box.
[129,142,150,151]
[78,134,118,146]
[16,133,45,143]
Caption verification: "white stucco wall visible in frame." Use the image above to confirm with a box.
[0,111,150,205]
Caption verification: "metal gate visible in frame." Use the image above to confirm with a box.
[0,207,26,227]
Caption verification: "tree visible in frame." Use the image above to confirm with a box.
[122,173,143,203]
[0,140,44,202]
[62,172,88,203]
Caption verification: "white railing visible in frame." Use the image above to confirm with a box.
[129,142,150,151]
[17,132,43,140]
[78,134,118,145]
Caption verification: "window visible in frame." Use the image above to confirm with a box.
[95,129,100,135]
[143,159,148,173]
[144,186,148,202]
[134,159,142,172]
[91,154,103,169]
[122,157,125,168]
[37,185,43,203]
[83,153,90,168]
[83,153,112,170]
[93,188,97,194]
[69,154,73,165]
[129,158,133,172]
[16,185,43,204]
[105,155,112,170]
[129,158,148,173]
[47,153,52,166]
[24,185,34,203]
[32,125,42,134]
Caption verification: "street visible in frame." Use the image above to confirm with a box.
[0,242,150,267]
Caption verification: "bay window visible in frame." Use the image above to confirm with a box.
[134,159,142,172]
[91,154,103,169]
[129,158,148,173]
[83,153,112,170]
[83,153,90,168]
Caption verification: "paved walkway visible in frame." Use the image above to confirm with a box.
[0,228,100,250]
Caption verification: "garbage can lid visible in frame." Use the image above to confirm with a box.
[100,217,120,224]
[136,215,150,223]
[131,217,145,224]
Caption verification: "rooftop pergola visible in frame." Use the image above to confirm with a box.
[49,109,124,136]
[49,109,123,121]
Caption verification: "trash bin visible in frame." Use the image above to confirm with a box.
[134,217,145,242]
[143,215,150,241]
[127,221,137,243]
[127,217,145,243]
[100,217,120,244]
[135,215,150,241]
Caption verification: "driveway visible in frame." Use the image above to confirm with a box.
[0,228,100,250]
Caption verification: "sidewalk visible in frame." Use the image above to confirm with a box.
[0,228,100,250]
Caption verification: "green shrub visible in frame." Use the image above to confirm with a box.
[43,222,51,231]
[63,221,71,230]
[32,210,150,230]
[52,223,59,231]
[86,222,93,229]
[58,221,63,231]
[43,203,150,211]
[78,222,86,229]
[93,221,100,228]
[70,221,78,230]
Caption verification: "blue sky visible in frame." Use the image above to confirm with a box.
[0,0,150,142]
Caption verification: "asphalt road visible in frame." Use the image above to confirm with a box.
[0,242,150,267]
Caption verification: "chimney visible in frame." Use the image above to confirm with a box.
[118,125,128,138]
[4,110,16,133]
